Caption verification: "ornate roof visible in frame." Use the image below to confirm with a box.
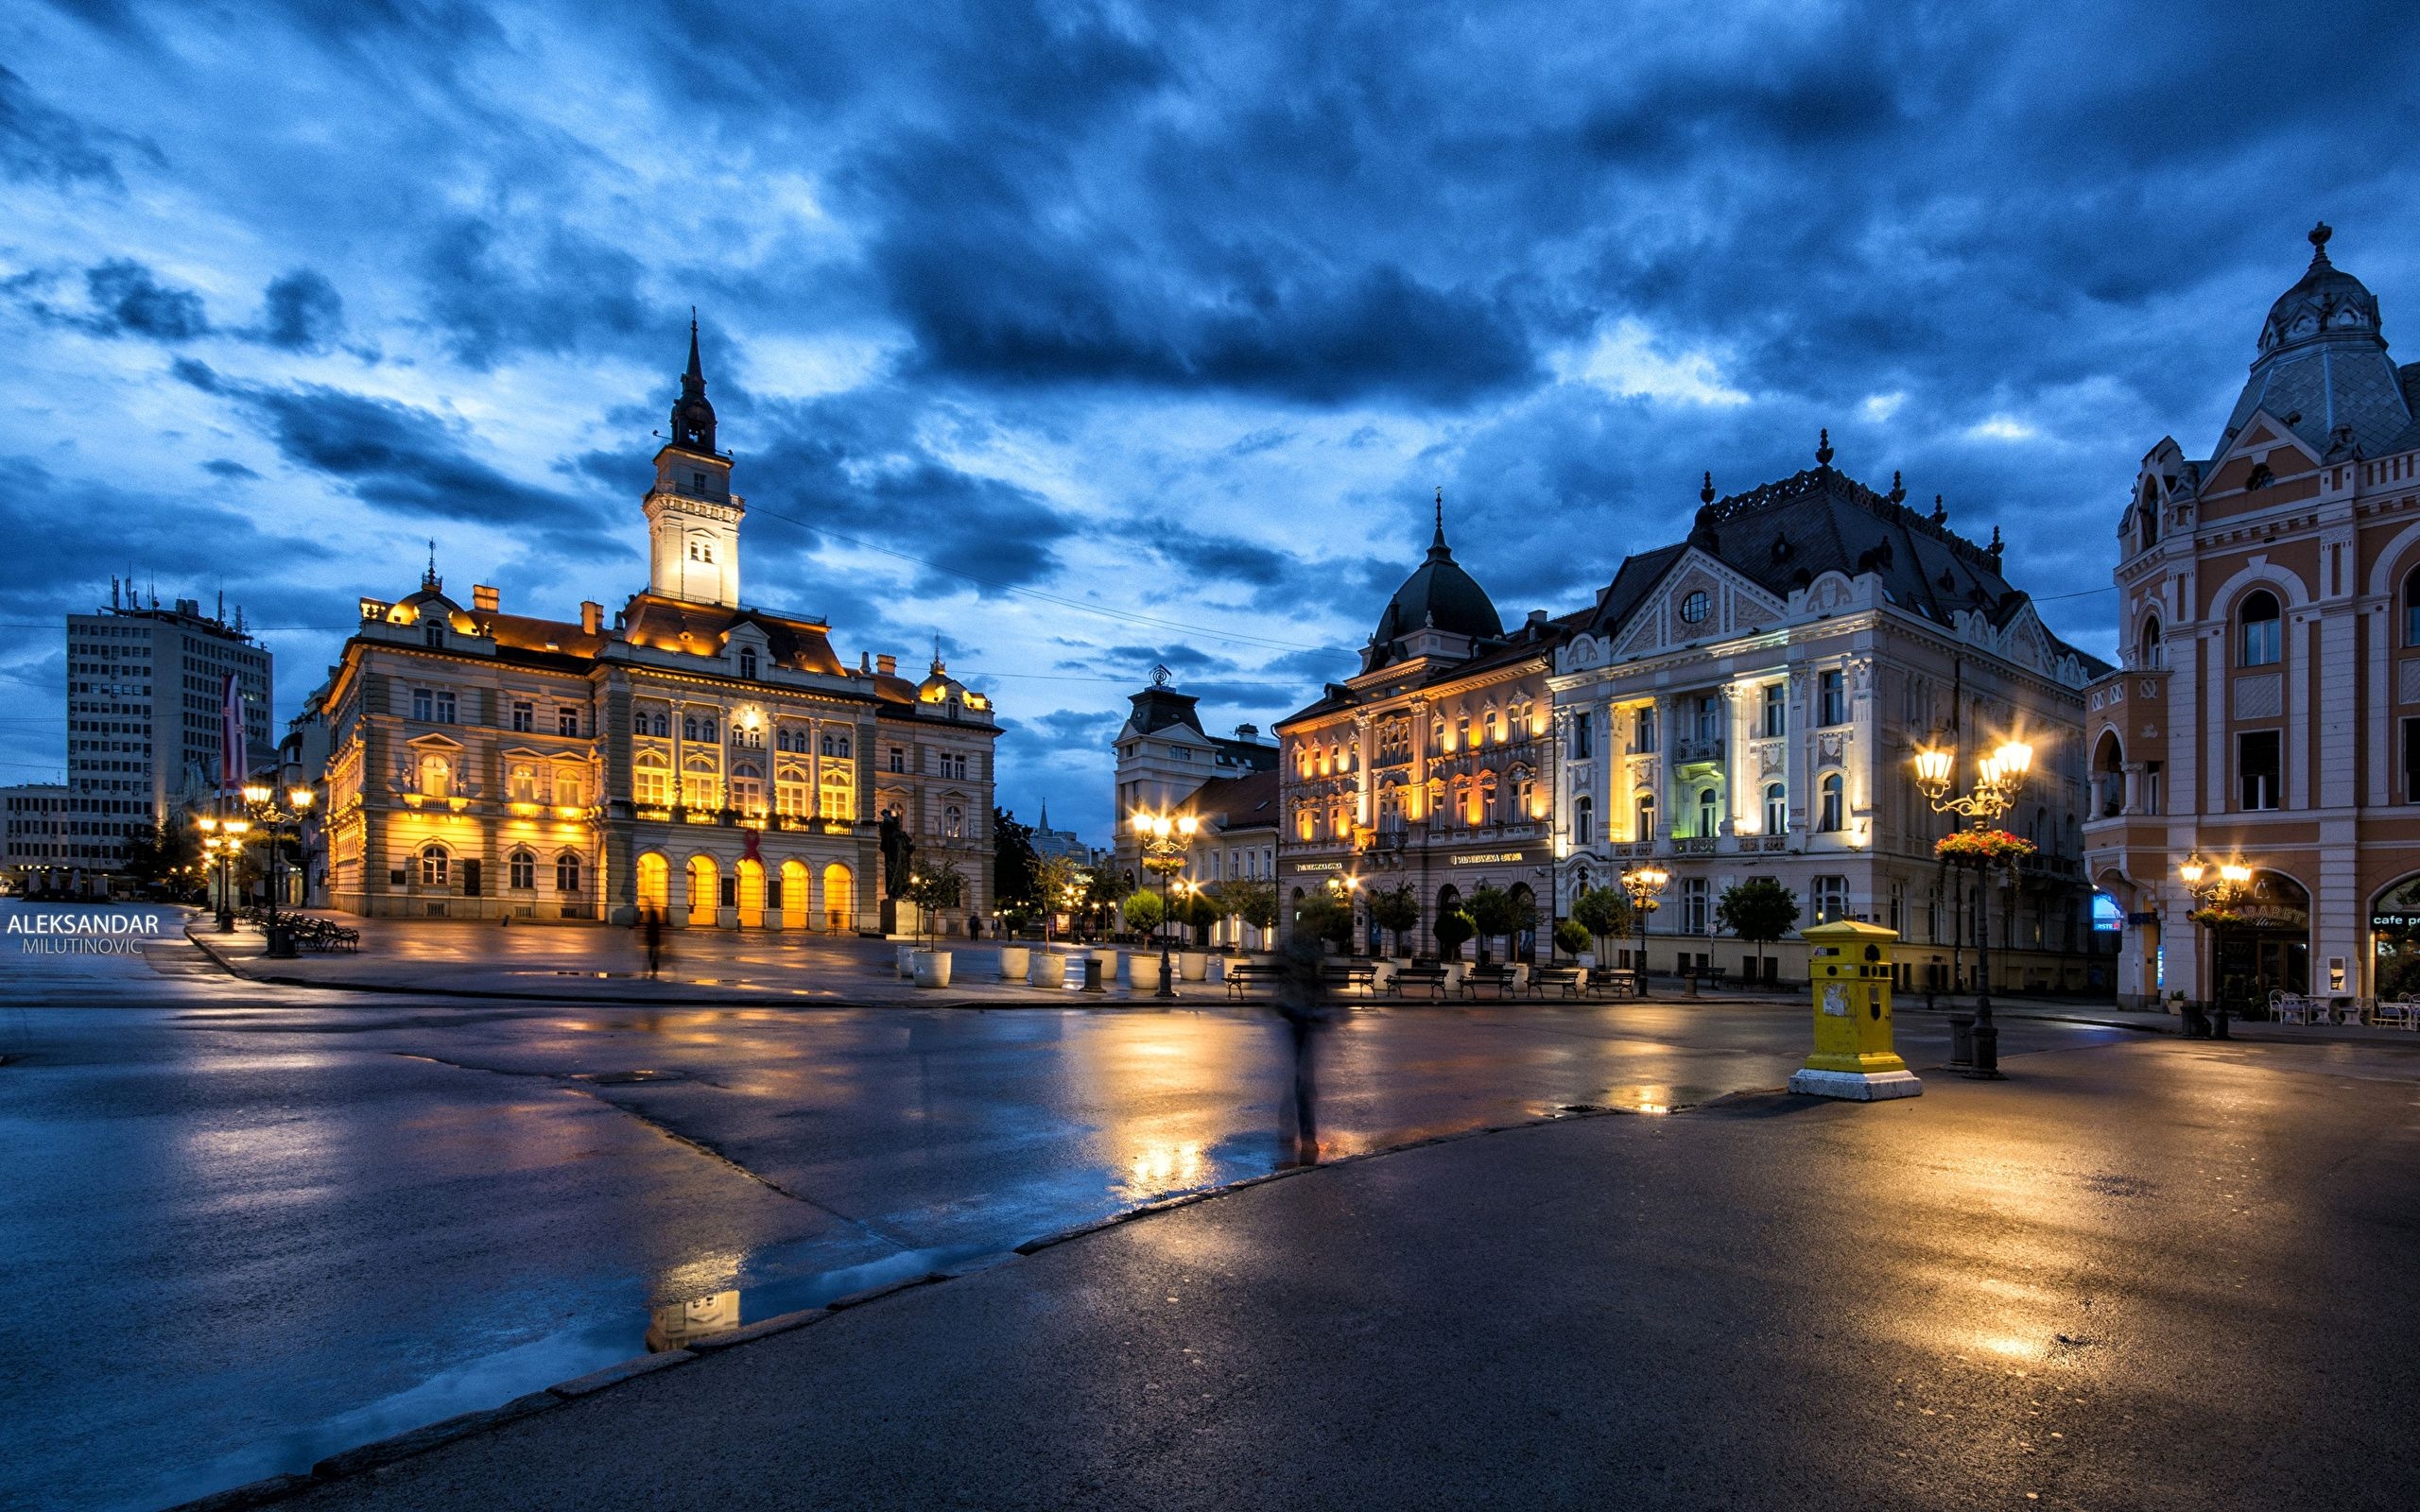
[1364,496,1504,666]
[2223,224,2410,457]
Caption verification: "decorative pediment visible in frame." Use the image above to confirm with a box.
[1606,548,1789,660]
[404,731,466,751]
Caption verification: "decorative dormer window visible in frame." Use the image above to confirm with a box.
[2245,462,2274,490]
[739,647,758,679]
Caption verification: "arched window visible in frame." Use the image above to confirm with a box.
[700,718,717,742]
[633,751,669,807]
[683,715,700,741]
[729,764,765,817]
[1574,794,1595,845]
[508,763,538,803]
[417,752,452,799]
[1634,790,1657,841]
[556,852,582,893]
[818,766,854,820]
[2140,615,2164,668]
[508,848,536,890]
[2405,569,2420,647]
[2137,483,2158,552]
[943,802,964,839]
[631,708,648,734]
[1819,772,1844,832]
[682,756,719,811]
[2238,590,2281,666]
[552,769,583,808]
[1478,770,1500,824]
[652,712,669,737]
[418,843,448,886]
[1512,765,1535,818]
[1764,782,1788,836]
[1484,707,1501,745]
[1696,785,1720,837]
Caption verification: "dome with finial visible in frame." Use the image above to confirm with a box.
[2222,223,2410,457]
[1365,489,1503,662]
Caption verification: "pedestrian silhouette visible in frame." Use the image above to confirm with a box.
[1271,927,1332,1167]
[643,907,665,978]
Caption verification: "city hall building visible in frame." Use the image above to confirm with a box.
[2085,226,2420,1007]
[312,327,998,928]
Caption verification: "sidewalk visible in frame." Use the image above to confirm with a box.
[194,1036,2420,1512]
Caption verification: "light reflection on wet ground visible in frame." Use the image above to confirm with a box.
[0,902,2140,1511]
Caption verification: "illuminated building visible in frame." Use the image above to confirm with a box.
[311,325,998,928]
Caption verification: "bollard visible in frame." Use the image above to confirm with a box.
[1082,956,1105,993]
[1971,1017,1998,1075]
[1947,1013,1975,1068]
[2212,1004,2232,1040]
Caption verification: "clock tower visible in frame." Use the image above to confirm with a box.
[644,317,745,608]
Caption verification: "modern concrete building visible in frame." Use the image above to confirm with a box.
[2085,225,2420,1008]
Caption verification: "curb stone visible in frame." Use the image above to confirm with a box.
[310,1392,561,1478]
[546,1349,695,1399]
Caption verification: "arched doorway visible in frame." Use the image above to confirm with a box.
[821,863,854,934]
[1436,883,1463,961]
[635,851,669,915]
[685,855,719,929]
[1509,883,1537,962]
[2210,869,2308,1012]
[781,860,809,930]
[736,858,766,928]
[2370,875,2420,998]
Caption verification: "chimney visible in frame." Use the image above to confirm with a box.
[579,601,603,636]
[473,584,500,612]
[876,653,897,677]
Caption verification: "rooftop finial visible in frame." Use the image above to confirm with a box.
[1815,428,1834,467]
[670,310,717,453]
[2309,221,2333,264]
[1889,470,1906,505]
[1931,492,1946,524]
[931,630,944,674]
[423,539,440,592]
[1700,471,1716,505]
[1428,485,1451,558]
[1988,524,2004,558]
[686,307,702,381]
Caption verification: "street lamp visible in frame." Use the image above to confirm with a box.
[198,813,251,933]
[1324,872,1362,956]
[1912,732,2035,1076]
[1619,863,1668,998]
[237,783,317,957]
[1134,810,1198,999]
[2177,853,2253,1040]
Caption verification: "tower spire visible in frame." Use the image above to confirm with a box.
[1428,486,1451,558]
[669,311,717,454]
[423,540,440,593]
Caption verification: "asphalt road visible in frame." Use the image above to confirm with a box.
[273,1033,2420,1512]
[3,902,2130,1511]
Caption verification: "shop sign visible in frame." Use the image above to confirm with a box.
[1293,861,1343,873]
[1451,851,1530,865]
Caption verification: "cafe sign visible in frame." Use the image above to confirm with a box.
[1452,851,1530,866]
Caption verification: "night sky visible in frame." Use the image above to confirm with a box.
[9,1,2420,839]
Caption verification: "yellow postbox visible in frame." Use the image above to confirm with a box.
[1787,919,1923,1101]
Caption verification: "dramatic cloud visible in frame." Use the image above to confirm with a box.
[9,0,2420,826]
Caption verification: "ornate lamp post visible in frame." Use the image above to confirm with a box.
[2177,854,2252,1040]
[196,813,251,932]
[238,782,317,958]
[1912,734,2035,1075]
[1618,863,1668,998]
[1134,810,1198,999]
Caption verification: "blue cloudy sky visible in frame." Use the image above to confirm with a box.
[8,0,2420,838]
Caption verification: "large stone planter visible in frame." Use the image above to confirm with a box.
[1370,960,1398,993]
[1179,950,1210,981]
[1090,949,1121,986]
[1028,952,1067,988]
[1135,954,1170,993]
[997,945,1030,981]
[911,950,953,988]
[1440,963,1465,996]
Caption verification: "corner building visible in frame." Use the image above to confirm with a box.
[1548,448,2109,989]
[1275,508,1569,954]
[315,329,998,928]
[2085,226,2420,1006]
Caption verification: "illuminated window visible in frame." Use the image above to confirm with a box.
[419,843,449,886]
[730,764,765,817]
[1764,782,1788,835]
[509,763,538,802]
[556,852,581,893]
[1819,772,1844,832]
[508,848,536,890]
[1696,785,1719,837]
[1575,794,1595,845]
[1811,875,1849,922]
[633,753,669,806]
[1634,790,1656,840]
[417,752,452,799]
[553,770,583,807]
[818,768,854,820]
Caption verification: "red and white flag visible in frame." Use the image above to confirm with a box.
[219,672,247,790]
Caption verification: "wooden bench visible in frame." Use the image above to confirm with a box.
[1224,962,1281,998]
[1587,967,1639,999]
[1460,965,1520,999]
[1320,961,1378,995]
[1533,966,1585,999]
[1392,965,1450,1000]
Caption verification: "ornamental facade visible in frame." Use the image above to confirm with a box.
[312,327,998,928]
[1275,504,1568,955]
[2085,226,2420,1007]
[1549,447,2110,989]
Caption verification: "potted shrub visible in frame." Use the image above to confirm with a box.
[906,861,964,988]
[1368,881,1420,962]
[1433,906,1476,992]
[1553,918,1592,963]
[1468,884,1518,967]
[1226,879,1279,957]
[1571,885,1630,970]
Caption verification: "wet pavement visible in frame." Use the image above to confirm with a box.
[5,901,2135,1510]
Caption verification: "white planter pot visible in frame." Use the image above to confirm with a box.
[897,945,919,979]
[1028,953,1067,988]
[1179,950,1210,981]
[1371,960,1399,992]
[1441,963,1465,995]
[911,950,953,988]
[997,945,1030,981]
[1091,949,1121,985]
[1577,952,1596,970]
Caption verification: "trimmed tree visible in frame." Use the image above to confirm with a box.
[1183,887,1221,946]
[1294,893,1355,953]
[1432,906,1477,962]
[1367,882,1421,957]
[1031,852,1084,942]
[1717,877,1800,985]
[1121,887,1166,942]
[1552,918,1592,961]
[1468,884,1520,966]
[1570,885,1631,960]
[1219,879,1279,947]
[904,860,966,951]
